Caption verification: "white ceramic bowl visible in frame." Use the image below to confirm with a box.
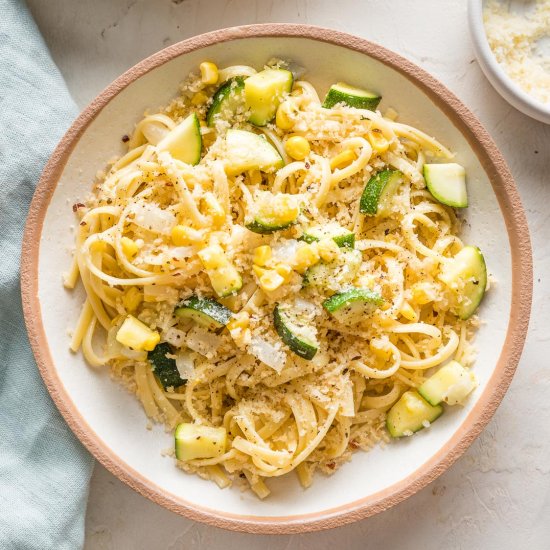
[21,25,532,533]
[468,0,550,124]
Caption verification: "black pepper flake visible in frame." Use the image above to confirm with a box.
[304,161,311,169]
[121,134,130,143]
[384,228,390,236]
[79,221,87,226]
[72,202,85,212]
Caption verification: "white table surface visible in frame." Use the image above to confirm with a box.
[26,0,550,548]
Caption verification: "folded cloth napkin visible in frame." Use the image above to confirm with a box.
[0,1,94,548]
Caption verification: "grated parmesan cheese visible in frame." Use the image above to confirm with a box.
[484,0,550,105]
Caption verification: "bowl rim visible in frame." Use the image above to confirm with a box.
[20,23,532,534]
[467,0,550,124]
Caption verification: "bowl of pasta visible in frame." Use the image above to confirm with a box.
[21,24,532,533]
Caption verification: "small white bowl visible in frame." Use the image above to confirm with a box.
[468,0,550,124]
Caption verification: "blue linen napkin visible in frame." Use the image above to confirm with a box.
[0,1,94,548]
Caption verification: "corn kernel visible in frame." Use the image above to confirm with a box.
[274,263,293,280]
[121,237,139,259]
[367,128,390,154]
[259,269,285,292]
[292,243,320,273]
[253,245,272,267]
[191,91,208,105]
[284,136,310,160]
[276,102,294,130]
[370,338,392,362]
[199,61,218,85]
[316,238,340,262]
[227,311,250,331]
[171,225,203,246]
[227,313,251,348]
[122,286,143,312]
[411,282,434,305]
[399,301,419,322]
[202,192,225,226]
[330,149,356,170]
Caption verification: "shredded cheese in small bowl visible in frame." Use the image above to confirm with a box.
[468,0,550,123]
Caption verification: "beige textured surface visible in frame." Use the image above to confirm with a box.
[25,0,549,548]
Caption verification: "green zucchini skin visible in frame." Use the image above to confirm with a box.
[359,169,403,216]
[300,224,356,249]
[423,163,468,208]
[175,296,232,329]
[386,390,443,438]
[439,246,487,320]
[273,305,318,360]
[245,68,294,126]
[148,342,185,389]
[245,218,296,235]
[322,288,383,314]
[206,77,245,127]
[322,83,381,111]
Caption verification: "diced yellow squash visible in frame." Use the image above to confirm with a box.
[116,315,159,351]
[198,244,242,297]
[175,423,227,461]
[259,269,285,292]
[316,238,340,262]
[292,243,320,273]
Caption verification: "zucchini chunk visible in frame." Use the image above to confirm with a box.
[322,288,383,323]
[423,163,468,208]
[303,248,362,292]
[116,315,160,352]
[245,192,300,234]
[175,423,227,461]
[148,342,186,389]
[301,222,355,248]
[360,169,403,217]
[206,76,245,127]
[273,303,319,360]
[322,82,381,111]
[157,112,202,165]
[245,68,294,126]
[197,243,243,297]
[386,390,443,438]
[418,360,477,406]
[223,129,284,175]
[439,246,487,320]
[175,296,232,330]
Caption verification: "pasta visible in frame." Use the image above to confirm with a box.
[67,60,483,498]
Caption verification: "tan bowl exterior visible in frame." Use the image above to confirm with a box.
[20,24,532,534]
